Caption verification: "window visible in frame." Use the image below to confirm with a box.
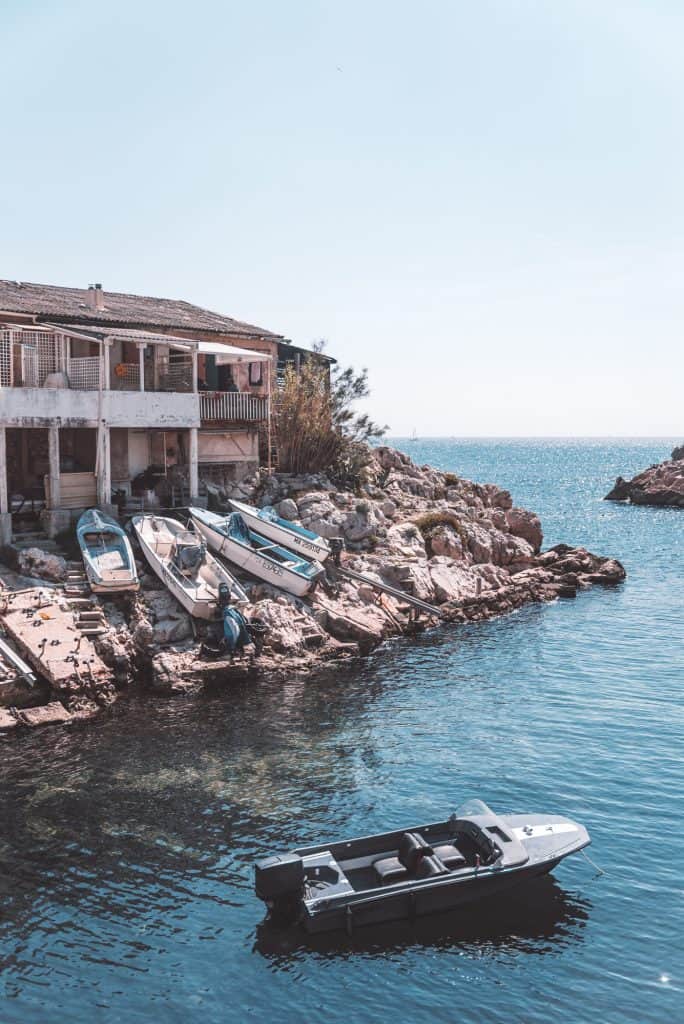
[249,361,263,387]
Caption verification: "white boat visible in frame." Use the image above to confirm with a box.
[189,507,324,598]
[76,509,140,593]
[131,514,249,619]
[229,498,331,562]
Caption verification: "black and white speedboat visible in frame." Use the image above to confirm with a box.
[255,799,590,934]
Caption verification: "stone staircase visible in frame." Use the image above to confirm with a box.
[11,525,61,554]
[63,561,107,637]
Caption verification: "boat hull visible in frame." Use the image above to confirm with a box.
[132,515,248,619]
[302,858,560,934]
[77,509,140,594]
[88,576,140,594]
[192,514,321,598]
[257,804,590,935]
[229,499,331,562]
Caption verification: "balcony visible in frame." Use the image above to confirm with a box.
[199,391,269,424]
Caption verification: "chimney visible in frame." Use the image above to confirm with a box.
[88,283,105,311]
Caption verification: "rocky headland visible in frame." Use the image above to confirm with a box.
[605,445,684,507]
[0,446,626,730]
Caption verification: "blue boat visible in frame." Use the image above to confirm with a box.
[76,509,140,593]
[189,507,324,597]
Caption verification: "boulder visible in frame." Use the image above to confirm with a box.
[428,559,481,604]
[506,507,543,553]
[381,499,397,519]
[342,501,381,543]
[378,559,435,602]
[429,524,465,560]
[385,521,427,557]
[250,598,309,653]
[16,547,67,582]
[277,498,299,521]
[313,592,388,647]
[604,453,684,507]
[462,521,493,564]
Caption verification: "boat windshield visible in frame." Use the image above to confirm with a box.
[454,798,496,818]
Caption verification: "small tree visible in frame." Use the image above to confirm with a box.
[274,344,386,481]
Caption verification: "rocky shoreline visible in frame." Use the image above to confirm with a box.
[605,445,684,507]
[0,446,626,730]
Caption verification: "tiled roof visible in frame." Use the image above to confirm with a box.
[0,279,283,339]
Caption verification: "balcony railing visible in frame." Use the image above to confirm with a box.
[199,391,269,423]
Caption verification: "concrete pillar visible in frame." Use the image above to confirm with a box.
[191,346,198,393]
[96,422,111,507]
[0,427,7,515]
[189,427,199,499]
[137,343,146,391]
[0,427,10,544]
[47,425,60,509]
[103,338,112,389]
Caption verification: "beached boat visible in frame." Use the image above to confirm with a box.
[189,507,325,598]
[254,799,591,933]
[76,509,140,593]
[131,514,248,619]
[229,498,331,561]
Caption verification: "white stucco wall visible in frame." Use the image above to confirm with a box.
[103,391,200,428]
[1,388,200,428]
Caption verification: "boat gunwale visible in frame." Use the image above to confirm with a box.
[229,498,331,553]
[131,513,248,611]
[191,510,324,587]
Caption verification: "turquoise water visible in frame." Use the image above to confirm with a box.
[1,439,682,1024]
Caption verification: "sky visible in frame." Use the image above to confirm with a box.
[2,0,683,436]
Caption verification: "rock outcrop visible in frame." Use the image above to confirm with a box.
[1,443,626,726]
[605,446,684,507]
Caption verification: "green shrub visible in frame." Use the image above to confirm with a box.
[414,511,469,553]
[443,472,460,487]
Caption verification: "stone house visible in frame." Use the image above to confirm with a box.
[0,279,331,542]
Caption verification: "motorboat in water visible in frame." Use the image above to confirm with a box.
[76,509,140,593]
[229,498,331,562]
[131,514,248,619]
[189,507,325,598]
[255,799,590,933]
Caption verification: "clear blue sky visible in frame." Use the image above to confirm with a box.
[2,1,683,436]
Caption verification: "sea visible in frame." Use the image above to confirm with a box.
[1,438,682,1024]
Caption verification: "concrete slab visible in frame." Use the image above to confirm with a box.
[0,588,112,693]
[14,702,73,727]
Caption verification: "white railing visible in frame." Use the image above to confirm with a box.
[67,356,101,391]
[200,391,269,422]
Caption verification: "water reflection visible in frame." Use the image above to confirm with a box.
[254,876,591,963]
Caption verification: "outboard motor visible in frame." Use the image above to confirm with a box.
[255,853,304,921]
[329,536,345,567]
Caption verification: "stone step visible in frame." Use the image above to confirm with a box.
[13,539,60,553]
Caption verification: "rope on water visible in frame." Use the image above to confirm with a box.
[581,848,605,875]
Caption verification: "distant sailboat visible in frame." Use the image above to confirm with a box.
[411,427,419,441]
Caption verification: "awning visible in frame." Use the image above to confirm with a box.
[197,340,271,365]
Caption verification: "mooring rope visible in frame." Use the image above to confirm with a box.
[581,848,605,875]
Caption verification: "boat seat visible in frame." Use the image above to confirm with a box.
[373,856,408,885]
[373,832,435,885]
[416,854,448,879]
[433,843,467,871]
